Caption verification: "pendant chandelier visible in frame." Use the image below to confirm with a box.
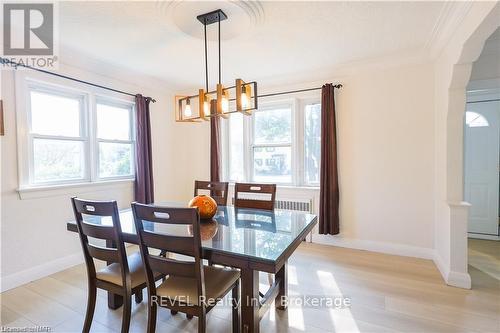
[175,9,258,122]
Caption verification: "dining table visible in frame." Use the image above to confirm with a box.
[67,203,318,333]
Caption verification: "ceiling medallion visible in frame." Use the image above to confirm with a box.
[175,9,258,122]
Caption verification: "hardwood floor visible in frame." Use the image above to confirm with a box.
[1,243,499,332]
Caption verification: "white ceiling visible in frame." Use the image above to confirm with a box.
[59,1,450,90]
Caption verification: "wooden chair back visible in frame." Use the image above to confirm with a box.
[71,197,130,286]
[234,183,277,210]
[194,180,229,206]
[131,203,205,305]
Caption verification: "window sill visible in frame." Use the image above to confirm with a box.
[17,179,134,200]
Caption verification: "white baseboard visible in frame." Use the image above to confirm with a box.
[468,233,500,241]
[312,235,434,259]
[311,235,473,289]
[447,270,472,289]
[0,252,84,292]
[433,252,471,289]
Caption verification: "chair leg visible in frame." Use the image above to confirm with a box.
[121,294,132,333]
[198,310,206,333]
[147,296,157,333]
[232,281,241,333]
[83,283,97,333]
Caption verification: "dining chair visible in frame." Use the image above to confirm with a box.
[132,202,241,333]
[234,182,277,210]
[234,183,277,290]
[194,180,229,206]
[71,197,163,333]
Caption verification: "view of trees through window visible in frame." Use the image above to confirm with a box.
[253,108,292,183]
[304,104,321,184]
[225,101,321,186]
[27,86,134,185]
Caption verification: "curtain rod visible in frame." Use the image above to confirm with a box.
[0,57,156,103]
[258,84,342,99]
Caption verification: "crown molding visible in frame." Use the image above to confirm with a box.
[424,1,474,60]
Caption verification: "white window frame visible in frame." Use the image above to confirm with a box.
[26,84,90,186]
[222,96,321,187]
[249,100,295,185]
[15,71,136,190]
[93,96,136,181]
[301,98,322,186]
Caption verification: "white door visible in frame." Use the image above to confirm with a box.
[464,101,500,235]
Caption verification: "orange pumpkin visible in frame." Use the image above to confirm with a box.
[188,195,218,219]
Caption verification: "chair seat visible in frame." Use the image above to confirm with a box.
[156,265,240,306]
[96,252,160,287]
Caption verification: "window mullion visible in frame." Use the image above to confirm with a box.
[88,93,97,182]
[296,99,304,186]
[244,113,252,182]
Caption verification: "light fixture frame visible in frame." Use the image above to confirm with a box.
[174,9,258,122]
[175,80,258,122]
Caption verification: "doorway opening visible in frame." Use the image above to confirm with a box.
[465,27,500,284]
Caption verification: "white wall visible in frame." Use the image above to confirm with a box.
[223,62,437,259]
[301,64,436,258]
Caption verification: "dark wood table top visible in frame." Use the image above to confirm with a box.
[67,203,317,273]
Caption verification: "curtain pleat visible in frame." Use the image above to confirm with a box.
[134,94,154,204]
[319,84,340,235]
[210,115,221,182]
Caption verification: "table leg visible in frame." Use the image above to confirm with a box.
[275,260,288,310]
[241,268,260,333]
[106,239,124,309]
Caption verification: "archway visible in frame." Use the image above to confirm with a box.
[439,3,500,289]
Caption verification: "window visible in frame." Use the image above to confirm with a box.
[96,102,134,178]
[304,103,321,184]
[22,81,135,187]
[29,89,86,183]
[223,99,321,186]
[465,111,489,127]
[253,106,293,183]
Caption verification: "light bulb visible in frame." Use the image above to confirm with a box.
[184,102,192,117]
[222,96,229,113]
[241,91,248,109]
[203,101,210,116]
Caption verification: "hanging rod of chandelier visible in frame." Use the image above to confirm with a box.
[175,9,258,122]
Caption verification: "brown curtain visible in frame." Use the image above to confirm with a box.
[134,94,154,204]
[210,114,221,182]
[319,84,340,235]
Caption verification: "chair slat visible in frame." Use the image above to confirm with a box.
[148,255,196,278]
[87,244,120,263]
[142,231,194,256]
[80,222,116,240]
[234,182,277,210]
[133,205,198,225]
[73,198,116,216]
[194,180,229,206]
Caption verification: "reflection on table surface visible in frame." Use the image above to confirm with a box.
[79,204,317,262]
